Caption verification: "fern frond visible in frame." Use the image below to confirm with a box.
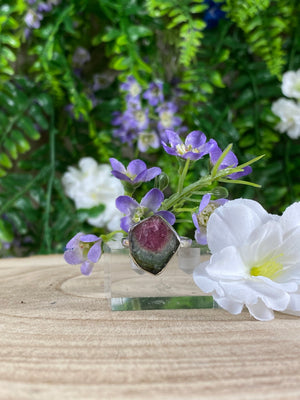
[0,2,24,81]
[224,0,293,77]
[146,0,208,67]
[0,79,53,177]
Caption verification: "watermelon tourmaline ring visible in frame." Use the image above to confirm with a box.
[121,214,192,275]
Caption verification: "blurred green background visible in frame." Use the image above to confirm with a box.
[1,0,300,257]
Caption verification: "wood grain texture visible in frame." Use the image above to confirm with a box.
[0,254,300,400]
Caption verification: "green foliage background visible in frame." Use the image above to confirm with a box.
[0,0,300,256]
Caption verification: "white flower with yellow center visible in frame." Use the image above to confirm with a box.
[193,199,300,321]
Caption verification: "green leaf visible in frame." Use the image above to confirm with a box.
[17,117,41,140]
[35,93,53,113]
[190,4,208,13]
[29,104,49,130]
[0,33,20,48]
[0,153,12,169]
[11,130,30,153]
[127,25,153,41]
[3,139,18,160]
[101,28,121,42]
[1,46,16,62]
[210,71,225,88]
[167,14,188,29]
[111,56,131,71]
[0,219,14,243]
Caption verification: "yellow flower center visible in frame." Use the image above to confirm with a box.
[80,242,91,258]
[197,203,218,226]
[129,83,141,97]
[176,143,199,155]
[250,254,283,279]
[140,132,155,145]
[125,171,137,180]
[134,110,146,123]
[160,111,173,127]
[132,206,147,223]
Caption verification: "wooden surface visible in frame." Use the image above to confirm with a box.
[0,254,300,400]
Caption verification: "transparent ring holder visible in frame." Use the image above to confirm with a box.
[105,242,218,311]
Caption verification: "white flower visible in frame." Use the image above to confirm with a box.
[271,98,300,139]
[281,69,300,99]
[62,157,124,231]
[193,199,300,321]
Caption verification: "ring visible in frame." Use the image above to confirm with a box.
[122,214,191,275]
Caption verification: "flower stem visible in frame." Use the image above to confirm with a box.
[177,158,190,193]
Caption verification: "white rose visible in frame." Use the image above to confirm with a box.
[271,98,300,139]
[62,157,124,231]
[281,69,300,99]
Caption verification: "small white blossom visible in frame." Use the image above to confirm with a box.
[193,199,300,321]
[281,69,300,99]
[271,98,300,139]
[62,157,124,231]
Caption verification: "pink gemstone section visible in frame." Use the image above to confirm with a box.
[132,215,172,252]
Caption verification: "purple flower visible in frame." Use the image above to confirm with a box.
[64,232,102,276]
[162,130,217,160]
[210,142,252,179]
[116,188,175,232]
[120,76,142,99]
[137,131,160,152]
[123,107,149,131]
[192,194,228,245]
[37,2,52,12]
[24,9,43,29]
[143,82,164,106]
[157,102,182,133]
[110,158,161,184]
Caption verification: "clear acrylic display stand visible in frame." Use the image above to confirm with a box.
[106,243,218,311]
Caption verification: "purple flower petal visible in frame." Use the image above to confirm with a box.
[116,196,139,215]
[111,170,132,182]
[87,241,102,263]
[144,167,161,181]
[199,194,211,213]
[109,158,126,174]
[228,166,252,179]
[209,142,222,164]
[216,198,229,206]
[192,212,200,231]
[185,131,206,148]
[183,151,207,160]
[80,234,100,243]
[156,211,176,225]
[165,130,182,147]
[127,159,147,176]
[64,248,85,265]
[120,216,132,232]
[206,139,219,154]
[141,188,164,212]
[65,232,83,249]
[195,226,208,245]
[81,260,94,276]
[161,141,178,156]
[218,151,238,169]
[133,170,148,182]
